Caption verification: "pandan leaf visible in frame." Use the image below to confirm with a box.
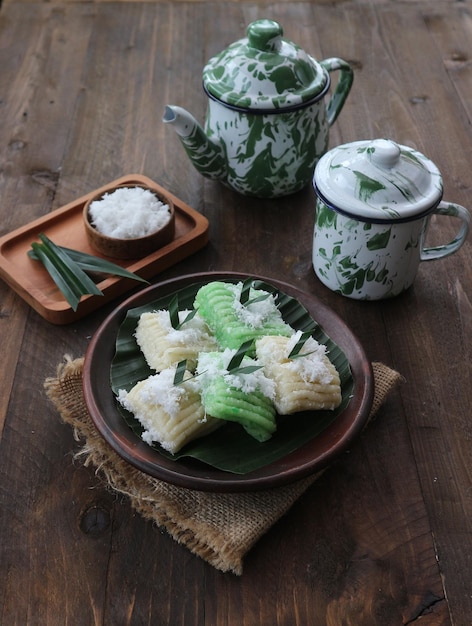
[58,247,149,283]
[239,277,252,304]
[245,293,271,306]
[287,332,320,361]
[168,294,180,330]
[28,234,149,310]
[179,309,197,326]
[173,360,188,386]
[31,235,102,310]
[30,242,83,311]
[111,279,353,474]
[167,294,197,330]
[229,365,263,376]
[28,237,149,284]
[239,277,270,307]
[227,340,253,371]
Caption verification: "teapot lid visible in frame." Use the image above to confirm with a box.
[202,19,329,111]
[313,139,444,222]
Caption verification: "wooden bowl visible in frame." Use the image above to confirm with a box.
[83,184,175,260]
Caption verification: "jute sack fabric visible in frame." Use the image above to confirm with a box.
[45,357,402,575]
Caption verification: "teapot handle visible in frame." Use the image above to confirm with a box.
[320,58,354,126]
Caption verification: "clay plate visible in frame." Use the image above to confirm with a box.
[82,272,374,492]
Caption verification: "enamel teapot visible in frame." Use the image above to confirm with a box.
[163,19,353,198]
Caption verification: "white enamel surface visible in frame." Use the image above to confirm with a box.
[313,197,471,299]
[202,19,327,110]
[205,98,329,197]
[313,203,426,299]
[314,139,444,221]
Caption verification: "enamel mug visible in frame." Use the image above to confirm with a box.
[312,139,470,299]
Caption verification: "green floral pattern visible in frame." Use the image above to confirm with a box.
[204,100,329,197]
[167,20,353,198]
[313,201,425,299]
[202,19,328,110]
[312,139,471,299]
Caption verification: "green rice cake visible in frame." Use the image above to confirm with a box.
[194,281,293,353]
[196,349,277,442]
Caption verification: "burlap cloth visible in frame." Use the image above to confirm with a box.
[45,357,402,575]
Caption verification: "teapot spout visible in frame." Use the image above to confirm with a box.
[163,105,226,181]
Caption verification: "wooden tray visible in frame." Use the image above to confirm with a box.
[0,175,209,324]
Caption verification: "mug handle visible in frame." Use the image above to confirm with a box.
[421,201,470,261]
[320,58,354,126]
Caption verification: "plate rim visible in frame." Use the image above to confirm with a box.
[83,271,374,492]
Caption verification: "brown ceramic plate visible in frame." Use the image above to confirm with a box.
[83,272,374,492]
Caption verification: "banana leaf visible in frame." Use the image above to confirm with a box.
[111,279,353,474]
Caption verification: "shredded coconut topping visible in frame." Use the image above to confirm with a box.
[89,186,171,239]
[229,282,282,328]
[196,349,276,399]
[118,369,197,421]
[151,309,214,345]
[285,331,331,383]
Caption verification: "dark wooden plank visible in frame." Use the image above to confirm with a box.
[1,0,462,5]
[0,286,29,438]
[0,5,98,440]
[0,2,470,625]
[339,5,472,624]
[0,1,97,482]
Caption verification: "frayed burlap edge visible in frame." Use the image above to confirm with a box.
[45,356,402,575]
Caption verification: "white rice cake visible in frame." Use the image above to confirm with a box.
[256,333,342,415]
[135,310,218,372]
[117,368,221,453]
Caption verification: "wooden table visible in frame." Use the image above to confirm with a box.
[1,2,471,624]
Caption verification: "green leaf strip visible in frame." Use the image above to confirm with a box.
[29,243,149,284]
[38,234,103,296]
[245,293,270,307]
[227,340,254,372]
[59,247,148,283]
[229,364,263,375]
[179,309,197,326]
[239,277,252,305]
[29,233,149,310]
[238,277,270,307]
[31,234,102,310]
[31,242,84,311]
[168,294,181,330]
[173,360,188,386]
[287,331,319,360]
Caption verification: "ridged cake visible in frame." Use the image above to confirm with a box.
[255,331,342,414]
[194,281,293,353]
[135,309,218,371]
[196,349,276,442]
[118,367,221,453]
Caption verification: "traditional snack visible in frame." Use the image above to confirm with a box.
[196,349,277,442]
[116,279,344,454]
[194,280,293,353]
[135,309,218,372]
[117,368,221,453]
[255,332,342,414]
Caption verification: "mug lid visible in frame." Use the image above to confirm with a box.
[202,19,329,111]
[314,139,444,222]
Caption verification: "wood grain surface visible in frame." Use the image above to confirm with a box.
[0,2,471,625]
